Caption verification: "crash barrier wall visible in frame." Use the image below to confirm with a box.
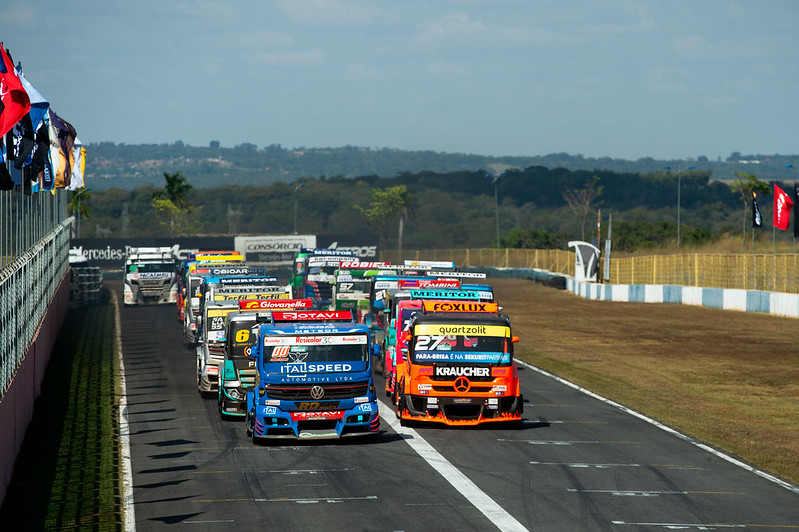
[567,278,799,319]
[383,249,799,294]
[0,221,71,504]
[381,248,575,275]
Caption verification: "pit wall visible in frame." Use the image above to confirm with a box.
[0,272,70,503]
[567,278,799,319]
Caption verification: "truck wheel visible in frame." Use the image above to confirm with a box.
[396,386,408,426]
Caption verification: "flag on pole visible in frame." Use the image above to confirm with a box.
[752,191,762,228]
[773,184,794,231]
[0,46,31,137]
[794,183,799,238]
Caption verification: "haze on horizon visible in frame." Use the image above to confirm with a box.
[1,1,796,162]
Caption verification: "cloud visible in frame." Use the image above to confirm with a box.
[0,5,39,28]
[413,12,487,45]
[252,49,324,67]
[648,67,689,93]
[279,0,396,28]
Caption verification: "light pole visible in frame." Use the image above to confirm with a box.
[74,187,92,238]
[664,165,694,251]
[293,182,304,235]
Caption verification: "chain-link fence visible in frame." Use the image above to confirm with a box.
[0,190,70,398]
[381,248,799,294]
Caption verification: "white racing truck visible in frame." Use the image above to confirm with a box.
[123,246,179,306]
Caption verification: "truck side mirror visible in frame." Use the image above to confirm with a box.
[371,344,381,357]
[511,336,520,343]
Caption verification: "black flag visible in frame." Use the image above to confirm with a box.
[753,191,762,228]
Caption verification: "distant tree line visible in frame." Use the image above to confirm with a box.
[77,165,790,252]
[83,141,799,192]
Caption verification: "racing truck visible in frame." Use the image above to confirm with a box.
[217,298,314,418]
[197,284,292,393]
[291,248,355,309]
[123,246,179,305]
[395,300,523,426]
[245,309,381,442]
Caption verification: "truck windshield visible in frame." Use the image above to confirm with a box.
[127,263,174,274]
[264,335,369,364]
[229,323,256,359]
[410,325,511,365]
[336,278,371,298]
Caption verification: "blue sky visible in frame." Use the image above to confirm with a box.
[1,0,797,160]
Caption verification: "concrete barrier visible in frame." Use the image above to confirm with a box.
[0,273,70,504]
[567,278,799,319]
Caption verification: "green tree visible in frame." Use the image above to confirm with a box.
[729,171,770,247]
[563,176,603,240]
[68,188,92,237]
[151,171,195,237]
[396,186,415,256]
[356,185,412,249]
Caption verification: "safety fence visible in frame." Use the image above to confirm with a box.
[0,191,70,398]
[381,248,799,294]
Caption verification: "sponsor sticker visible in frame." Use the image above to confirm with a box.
[415,324,510,337]
[434,366,490,378]
[263,335,367,346]
[492,385,507,392]
[357,403,373,412]
[240,299,313,310]
[272,310,353,321]
[409,289,480,300]
[265,406,277,415]
[279,362,354,374]
[422,301,498,313]
[290,411,344,421]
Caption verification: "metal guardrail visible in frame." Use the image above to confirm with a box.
[0,190,70,398]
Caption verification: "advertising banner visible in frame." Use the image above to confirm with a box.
[235,235,316,267]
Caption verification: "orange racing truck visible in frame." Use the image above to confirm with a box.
[395,300,523,426]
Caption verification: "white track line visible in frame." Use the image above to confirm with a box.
[516,359,799,495]
[378,398,529,532]
[113,292,136,531]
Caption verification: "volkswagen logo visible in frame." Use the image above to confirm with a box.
[454,377,470,393]
[310,385,325,400]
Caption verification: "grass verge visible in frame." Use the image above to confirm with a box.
[0,289,122,529]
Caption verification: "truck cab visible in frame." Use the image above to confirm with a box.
[123,246,178,305]
[245,309,381,442]
[218,299,314,418]
[396,301,523,426]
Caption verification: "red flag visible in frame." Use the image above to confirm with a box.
[0,46,31,137]
[773,184,794,231]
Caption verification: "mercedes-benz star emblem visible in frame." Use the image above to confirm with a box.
[454,377,469,393]
[310,385,325,400]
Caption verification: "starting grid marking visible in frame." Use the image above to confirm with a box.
[611,521,799,529]
[498,439,641,446]
[530,461,706,470]
[192,495,378,504]
[567,488,745,497]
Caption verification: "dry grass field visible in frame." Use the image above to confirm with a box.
[491,277,799,486]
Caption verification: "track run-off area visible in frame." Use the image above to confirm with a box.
[115,279,799,531]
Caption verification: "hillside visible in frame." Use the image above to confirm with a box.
[84,142,799,191]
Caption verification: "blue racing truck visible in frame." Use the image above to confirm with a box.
[245,309,381,442]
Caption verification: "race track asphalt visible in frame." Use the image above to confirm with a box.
[117,283,799,531]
